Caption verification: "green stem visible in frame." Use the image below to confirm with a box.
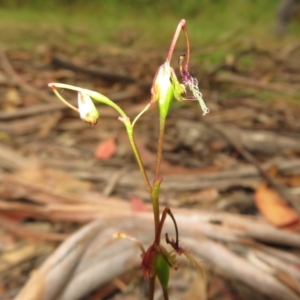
[49,83,153,195]
[151,116,166,241]
[132,103,150,128]
[154,117,166,181]
[125,123,152,195]
[90,92,127,119]
[49,83,128,119]
[151,178,162,240]
[92,90,153,195]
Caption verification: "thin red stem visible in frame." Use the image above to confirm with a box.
[181,24,190,72]
[162,287,169,300]
[148,276,156,300]
[155,207,169,245]
[166,209,179,247]
[166,19,186,63]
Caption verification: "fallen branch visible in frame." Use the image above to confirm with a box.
[212,72,298,96]
[51,53,151,88]
[0,50,55,103]
[177,119,300,155]
[0,215,67,241]
[208,123,299,210]
[15,215,300,300]
[1,172,300,248]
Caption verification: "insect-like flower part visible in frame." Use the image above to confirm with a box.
[178,53,210,116]
[166,233,204,275]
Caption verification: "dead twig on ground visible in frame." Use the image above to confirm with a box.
[14,215,300,300]
[102,166,131,196]
[212,72,298,96]
[0,50,55,103]
[51,53,151,88]
[207,123,299,210]
[0,215,68,241]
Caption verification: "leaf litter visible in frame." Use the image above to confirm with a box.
[0,34,300,299]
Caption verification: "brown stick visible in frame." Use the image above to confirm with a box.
[0,89,145,120]
[0,215,68,241]
[207,123,299,209]
[212,72,298,96]
[15,216,300,300]
[51,53,151,88]
[185,237,299,300]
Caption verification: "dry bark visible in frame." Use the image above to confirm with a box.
[15,214,300,300]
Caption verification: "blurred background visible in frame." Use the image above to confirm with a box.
[0,0,299,50]
[0,1,300,300]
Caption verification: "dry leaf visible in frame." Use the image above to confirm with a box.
[15,168,92,194]
[95,138,116,160]
[254,185,299,227]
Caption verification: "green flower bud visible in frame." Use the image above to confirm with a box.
[151,62,175,120]
[78,91,100,126]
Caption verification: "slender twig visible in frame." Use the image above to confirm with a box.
[209,123,298,207]
[103,166,130,196]
[0,50,55,103]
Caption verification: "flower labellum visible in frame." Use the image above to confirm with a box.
[78,91,100,126]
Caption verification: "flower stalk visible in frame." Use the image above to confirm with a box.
[49,19,207,300]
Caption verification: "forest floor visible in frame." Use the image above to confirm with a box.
[0,7,300,300]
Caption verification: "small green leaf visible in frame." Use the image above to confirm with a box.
[155,253,170,289]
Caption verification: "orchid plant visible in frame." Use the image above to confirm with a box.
[49,19,209,300]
